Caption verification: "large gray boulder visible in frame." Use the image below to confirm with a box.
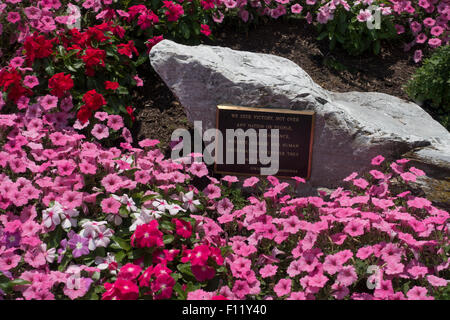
[149,40,450,200]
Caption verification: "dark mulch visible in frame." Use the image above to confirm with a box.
[132,19,418,148]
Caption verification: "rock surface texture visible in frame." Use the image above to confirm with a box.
[150,40,450,205]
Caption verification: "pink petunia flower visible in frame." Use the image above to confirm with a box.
[91,124,109,140]
[337,266,358,287]
[40,95,58,111]
[274,278,291,297]
[107,115,124,131]
[406,286,434,300]
[101,197,121,214]
[243,176,259,187]
[259,264,278,278]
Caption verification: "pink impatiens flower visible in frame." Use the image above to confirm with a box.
[61,191,83,210]
[232,280,250,299]
[203,184,221,200]
[0,249,21,271]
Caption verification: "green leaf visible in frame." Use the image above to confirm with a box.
[317,31,328,41]
[119,206,129,217]
[65,64,77,73]
[45,65,55,75]
[373,40,381,55]
[134,55,148,67]
[160,220,175,231]
[163,235,174,245]
[117,86,129,95]
[111,236,131,251]
[173,282,186,300]
[72,61,84,70]
[9,279,31,287]
[141,194,157,203]
[58,254,71,271]
[180,22,191,40]
[177,263,193,277]
[115,250,126,263]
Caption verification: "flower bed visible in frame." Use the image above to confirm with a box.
[0,0,449,300]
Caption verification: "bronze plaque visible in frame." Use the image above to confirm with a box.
[214,105,315,179]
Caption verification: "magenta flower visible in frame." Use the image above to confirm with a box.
[7,12,21,24]
[68,234,90,258]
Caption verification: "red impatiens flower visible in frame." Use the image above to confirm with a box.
[173,218,192,238]
[102,278,139,300]
[200,24,212,37]
[0,68,32,103]
[23,33,54,64]
[117,263,142,281]
[48,73,74,97]
[0,68,21,92]
[163,1,184,22]
[189,245,211,266]
[82,89,106,111]
[116,40,139,58]
[104,81,119,90]
[191,265,216,282]
[145,35,164,53]
[131,220,164,248]
[151,273,175,300]
[81,47,106,76]
[138,266,154,287]
[87,24,111,43]
[137,10,159,30]
[77,105,92,124]
[126,106,135,122]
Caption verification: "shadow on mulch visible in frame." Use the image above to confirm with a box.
[131,18,418,150]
